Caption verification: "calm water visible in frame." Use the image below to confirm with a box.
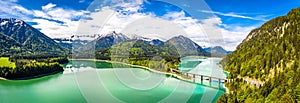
[0,58,225,103]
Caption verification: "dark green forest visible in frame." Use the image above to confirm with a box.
[218,8,300,102]
[96,40,180,72]
[0,57,67,79]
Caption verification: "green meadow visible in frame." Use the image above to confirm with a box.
[0,57,16,68]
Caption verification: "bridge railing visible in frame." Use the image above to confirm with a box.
[170,68,228,87]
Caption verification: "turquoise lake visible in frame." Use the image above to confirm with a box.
[0,58,226,103]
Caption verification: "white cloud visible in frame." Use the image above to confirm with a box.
[12,5,32,15]
[220,25,256,51]
[32,19,80,38]
[8,0,18,2]
[33,10,48,18]
[0,1,84,38]
[0,1,32,20]
[75,3,146,35]
[76,7,116,35]
[75,2,255,50]
[42,3,56,11]
[160,11,256,51]
[201,10,266,21]
[161,11,211,46]
[79,0,85,3]
[35,3,87,22]
[121,16,187,40]
[0,1,257,50]
[28,3,90,38]
[76,2,189,41]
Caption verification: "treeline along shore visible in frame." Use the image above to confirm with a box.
[0,56,68,80]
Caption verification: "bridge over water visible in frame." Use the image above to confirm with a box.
[171,69,227,89]
[175,58,228,89]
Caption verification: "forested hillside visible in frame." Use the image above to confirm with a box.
[74,34,211,58]
[0,18,68,56]
[218,7,300,102]
[0,57,67,79]
[0,33,25,56]
[165,35,210,56]
[96,39,180,72]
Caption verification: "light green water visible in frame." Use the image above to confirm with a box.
[0,58,225,103]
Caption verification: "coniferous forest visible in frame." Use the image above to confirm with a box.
[218,8,300,103]
[0,57,67,79]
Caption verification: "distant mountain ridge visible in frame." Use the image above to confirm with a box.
[76,31,130,54]
[131,35,164,45]
[95,31,130,49]
[0,18,68,56]
[165,35,209,56]
[204,46,228,56]
[0,18,223,58]
[74,32,211,58]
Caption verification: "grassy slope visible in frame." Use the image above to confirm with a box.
[0,57,16,68]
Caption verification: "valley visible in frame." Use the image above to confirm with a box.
[1,0,300,102]
[0,18,228,81]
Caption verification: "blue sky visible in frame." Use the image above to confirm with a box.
[0,0,300,50]
[205,0,300,26]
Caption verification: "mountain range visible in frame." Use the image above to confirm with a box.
[74,32,218,58]
[0,18,229,58]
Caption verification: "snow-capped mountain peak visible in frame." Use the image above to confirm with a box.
[0,18,26,27]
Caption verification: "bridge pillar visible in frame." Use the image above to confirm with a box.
[209,77,212,86]
[218,79,220,87]
[201,76,203,82]
[193,74,195,82]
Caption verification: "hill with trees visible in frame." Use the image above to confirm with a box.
[165,35,210,56]
[218,7,300,102]
[0,18,68,56]
[204,46,228,56]
[0,57,67,80]
[0,18,68,80]
[96,39,181,72]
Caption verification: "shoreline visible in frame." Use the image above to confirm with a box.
[222,70,230,94]
[1,58,228,92]
[70,59,194,82]
[216,61,230,94]
[0,70,63,81]
[224,84,230,94]
[70,59,227,91]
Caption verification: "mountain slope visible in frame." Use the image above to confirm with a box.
[96,39,180,71]
[0,18,67,55]
[0,33,24,55]
[219,7,300,102]
[76,34,210,58]
[132,35,165,45]
[204,46,227,56]
[97,39,179,58]
[77,31,130,53]
[165,35,209,56]
[94,31,130,50]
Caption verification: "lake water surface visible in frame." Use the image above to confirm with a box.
[0,58,225,103]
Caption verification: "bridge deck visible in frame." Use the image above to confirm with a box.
[171,68,228,86]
